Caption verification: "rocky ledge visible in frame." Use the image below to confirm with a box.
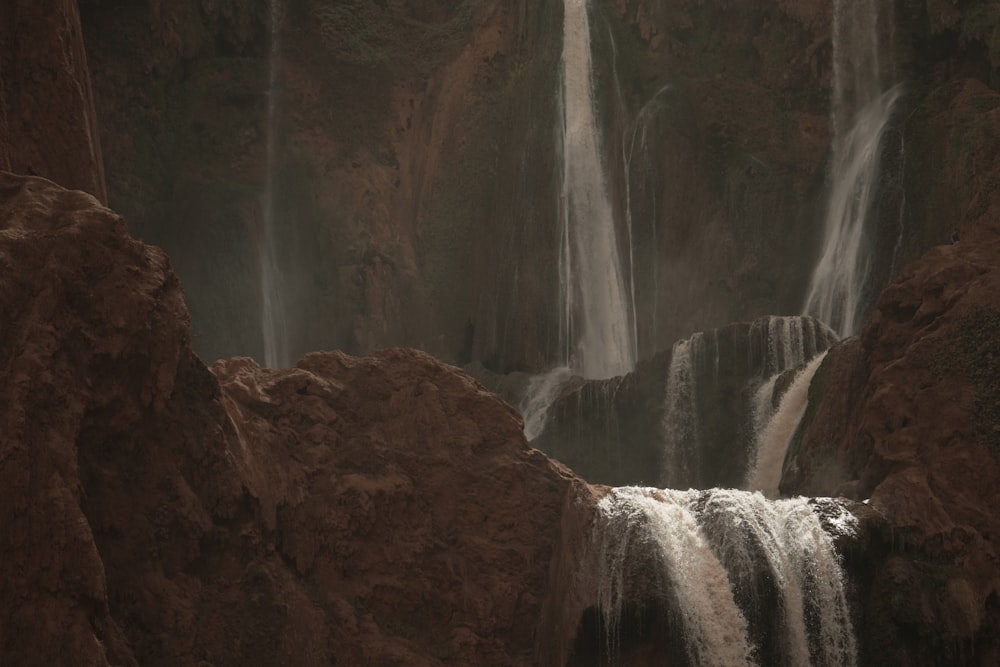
[1,171,997,665]
[0,171,592,666]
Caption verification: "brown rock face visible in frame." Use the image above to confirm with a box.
[514,315,837,489]
[0,0,106,202]
[0,172,588,665]
[782,82,1000,659]
[75,0,844,371]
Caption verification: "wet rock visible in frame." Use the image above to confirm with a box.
[0,0,106,201]
[0,173,590,665]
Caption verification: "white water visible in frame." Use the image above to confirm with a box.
[622,86,672,349]
[594,487,857,666]
[748,315,834,377]
[803,0,901,337]
[661,335,703,487]
[764,316,803,374]
[607,28,641,364]
[749,372,780,446]
[698,490,858,667]
[520,366,574,440]
[559,0,635,380]
[749,351,828,498]
[745,316,835,481]
[597,488,756,665]
[659,318,833,489]
[260,0,290,368]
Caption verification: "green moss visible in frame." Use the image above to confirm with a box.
[314,0,392,65]
[379,616,414,639]
[960,4,1000,67]
[960,309,1000,451]
[311,0,485,71]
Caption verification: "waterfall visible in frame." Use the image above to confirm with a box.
[593,487,857,666]
[260,0,290,368]
[559,0,635,380]
[661,335,705,488]
[803,0,901,338]
[744,316,834,478]
[520,366,574,440]
[697,490,858,667]
[749,351,828,498]
[658,317,835,490]
[749,372,780,448]
[596,488,755,665]
[748,315,832,376]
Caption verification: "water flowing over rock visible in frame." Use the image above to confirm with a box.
[803,0,901,337]
[749,351,829,497]
[521,366,575,440]
[76,0,843,371]
[783,154,1000,662]
[559,0,636,379]
[7,0,1000,664]
[531,315,837,488]
[259,0,290,368]
[564,487,857,666]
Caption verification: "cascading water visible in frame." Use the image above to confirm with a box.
[803,0,901,338]
[749,315,819,377]
[697,490,858,667]
[661,335,705,488]
[621,85,672,352]
[260,0,290,368]
[596,488,755,665]
[744,316,835,474]
[660,317,836,489]
[559,0,635,380]
[592,487,858,666]
[748,351,828,498]
[517,0,636,437]
[520,366,574,440]
[749,373,780,449]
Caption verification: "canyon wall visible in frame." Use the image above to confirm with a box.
[77,0,565,369]
[74,0,839,371]
[781,61,1000,663]
[16,0,991,375]
[0,0,106,202]
[2,0,999,664]
[0,171,592,665]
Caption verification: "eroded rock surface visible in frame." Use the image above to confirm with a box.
[0,172,588,666]
[783,95,1000,660]
[0,0,106,202]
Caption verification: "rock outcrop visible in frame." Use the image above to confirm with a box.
[782,77,1000,661]
[76,0,845,371]
[2,171,998,665]
[504,316,837,489]
[0,0,106,202]
[78,0,564,368]
[0,172,590,666]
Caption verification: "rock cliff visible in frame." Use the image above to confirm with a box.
[3,0,1000,664]
[783,79,1000,664]
[483,315,838,489]
[75,0,844,370]
[0,0,106,202]
[73,0,994,373]
[0,172,591,665]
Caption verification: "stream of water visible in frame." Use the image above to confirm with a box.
[559,0,635,380]
[260,0,290,368]
[803,0,901,337]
